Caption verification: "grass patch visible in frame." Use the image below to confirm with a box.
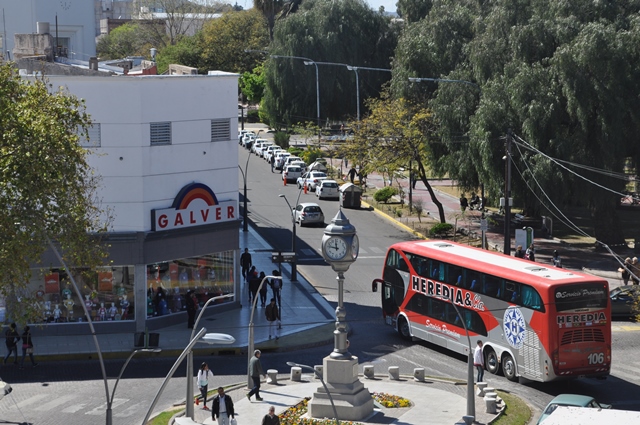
[492,390,532,425]
[148,407,183,425]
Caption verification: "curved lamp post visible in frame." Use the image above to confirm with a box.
[238,150,251,232]
[287,362,340,425]
[247,274,277,388]
[449,301,475,421]
[186,293,234,420]
[278,194,298,282]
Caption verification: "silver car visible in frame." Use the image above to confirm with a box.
[316,179,339,199]
[294,202,325,226]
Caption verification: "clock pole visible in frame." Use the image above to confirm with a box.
[332,271,348,359]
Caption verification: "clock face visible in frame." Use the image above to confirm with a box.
[351,235,359,259]
[325,236,348,261]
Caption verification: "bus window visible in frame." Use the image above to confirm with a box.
[484,275,503,298]
[466,269,481,290]
[445,264,464,286]
[521,285,544,311]
[406,293,429,316]
[430,260,444,281]
[431,298,446,321]
[387,249,409,272]
[504,281,520,303]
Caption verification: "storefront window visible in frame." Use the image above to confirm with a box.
[146,250,235,318]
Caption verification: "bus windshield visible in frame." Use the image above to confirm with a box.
[554,283,608,312]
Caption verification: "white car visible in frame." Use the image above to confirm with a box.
[289,160,308,172]
[297,171,327,191]
[242,134,255,149]
[264,146,282,163]
[316,179,339,199]
[282,165,304,183]
[252,140,270,155]
[283,156,302,168]
[238,130,250,144]
[274,152,291,170]
[255,141,273,157]
[293,202,325,226]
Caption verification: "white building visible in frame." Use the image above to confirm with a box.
[27,71,241,333]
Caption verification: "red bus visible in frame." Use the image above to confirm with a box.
[372,240,611,382]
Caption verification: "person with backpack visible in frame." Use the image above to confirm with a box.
[4,323,19,365]
[265,298,280,340]
[269,270,282,308]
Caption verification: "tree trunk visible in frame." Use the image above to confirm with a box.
[416,162,446,223]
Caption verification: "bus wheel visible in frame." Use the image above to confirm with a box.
[486,349,501,375]
[398,317,411,340]
[502,354,518,382]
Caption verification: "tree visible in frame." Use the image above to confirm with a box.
[97,22,152,60]
[0,64,108,323]
[254,0,285,41]
[240,64,265,104]
[155,31,204,73]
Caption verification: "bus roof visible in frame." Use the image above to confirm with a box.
[392,240,606,287]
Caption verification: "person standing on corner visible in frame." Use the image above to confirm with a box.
[20,326,37,369]
[186,289,198,329]
[240,248,252,279]
[266,298,280,340]
[211,386,235,425]
[197,362,213,410]
[473,340,484,383]
[247,349,266,401]
[262,406,280,425]
[4,323,19,365]
[514,245,525,259]
[270,154,275,173]
[526,243,535,261]
[552,250,562,268]
[619,257,632,285]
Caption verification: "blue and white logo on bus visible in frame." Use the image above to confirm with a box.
[504,307,526,349]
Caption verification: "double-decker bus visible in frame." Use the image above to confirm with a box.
[372,240,611,382]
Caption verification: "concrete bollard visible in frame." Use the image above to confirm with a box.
[484,395,497,414]
[314,365,323,379]
[483,387,495,396]
[388,366,400,380]
[267,369,278,384]
[290,366,302,382]
[413,368,425,382]
[476,382,488,397]
[462,415,475,425]
[363,365,375,379]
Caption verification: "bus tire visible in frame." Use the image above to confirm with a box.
[502,353,518,382]
[486,348,501,375]
[398,317,412,340]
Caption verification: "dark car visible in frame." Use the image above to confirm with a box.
[610,285,640,318]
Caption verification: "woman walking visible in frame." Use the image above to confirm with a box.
[197,362,213,410]
[20,326,37,369]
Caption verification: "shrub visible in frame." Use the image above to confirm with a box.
[274,131,290,149]
[395,208,403,217]
[288,147,304,157]
[429,222,453,237]
[374,186,397,203]
[246,109,260,123]
[301,147,324,164]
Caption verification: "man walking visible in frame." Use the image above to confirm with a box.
[474,340,484,383]
[270,270,282,307]
[270,154,275,173]
[247,349,266,401]
[266,298,280,340]
[211,386,235,425]
[4,323,19,365]
[240,248,252,279]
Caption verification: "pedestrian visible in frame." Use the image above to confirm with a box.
[262,406,280,425]
[240,248,252,279]
[619,257,632,285]
[197,362,213,410]
[631,257,640,285]
[460,194,468,212]
[211,386,235,425]
[473,340,484,383]
[247,349,266,401]
[259,271,268,307]
[270,154,275,173]
[266,298,280,340]
[20,326,37,369]
[347,167,357,183]
[514,245,525,259]
[4,323,19,365]
[410,171,417,189]
[269,269,282,307]
[186,289,198,329]
[526,243,535,261]
[249,271,261,306]
[552,250,562,268]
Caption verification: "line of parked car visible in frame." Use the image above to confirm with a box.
[240,130,341,226]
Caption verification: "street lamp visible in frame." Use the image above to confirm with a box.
[278,194,298,282]
[302,60,321,130]
[186,293,234,420]
[247,274,278,388]
[287,362,339,425]
[346,66,392,121]
[107,348,161,425]
[448,301,476,422]
[238,150,251,232]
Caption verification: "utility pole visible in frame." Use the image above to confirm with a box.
[503,129,512,255]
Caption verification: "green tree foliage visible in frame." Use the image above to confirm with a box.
[155,32,204,74]
[374,186,398,203]
[240,64,265,104]
[0,64,108,323]
[97,23,152,60]
[262,0,398,127]
[254,0,285,41]
[396,0,433,23]
[391,0,640,243]
[200,9,270,74]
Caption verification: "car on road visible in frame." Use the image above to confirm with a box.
[293,202,325,226]
[308,160,328,172]
[316,179,339,199]
[283,156,302,168]
[274,152,292,170]
[242,133,255,149]
[282,165,304,183]
[264,146,282,163]
[610,285,640,318]
[536,394,611,424]
[297,171,327,191]
[252,139,269,155]
[255,142,274,158]
[289,160,308,173]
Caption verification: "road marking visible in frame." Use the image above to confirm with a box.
[115,401,145,417]
[612,363,640,376]
[85,398,128,415]
[359,248,368,254]
[615,325,640,331]
[34,394,77,411]
[61,403,88,413]
[356,256,385,260]
[369,247,385,254]
[12,394,48,409]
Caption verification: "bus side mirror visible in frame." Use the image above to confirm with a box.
[372,279,380,292]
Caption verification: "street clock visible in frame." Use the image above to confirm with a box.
[321,209,358,272]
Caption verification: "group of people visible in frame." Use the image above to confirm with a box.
[4,323,37,369]
[242,248,283,339]
[514,244,537,262]
[619,257,640,285]
[195,351,280,425]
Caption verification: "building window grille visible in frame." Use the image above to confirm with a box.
[150,122,172,145]
[211,119,231,142]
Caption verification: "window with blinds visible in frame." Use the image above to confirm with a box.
[150,122,172,145]
[211,119,231,142]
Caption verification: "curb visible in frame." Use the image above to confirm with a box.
[361,200,428,240]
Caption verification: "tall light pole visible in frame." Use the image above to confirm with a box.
[302,60,321,130]
[247,274,278,388]
[278,194,297,282]
[448,300,475,421]
[186,293,234,420]
[238,150,251,232]
[287,362,339,425]
[504,129,513,255]
[346,66,392,121]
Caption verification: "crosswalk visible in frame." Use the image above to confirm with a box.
[299,246,386,260]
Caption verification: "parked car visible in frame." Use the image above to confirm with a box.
[536,394,611,424]
[289,160,308,172]
[282,165,304,183]
[274,152,291,170]
[252,139,269,155]
[242,133,255,149]
[256,142,274,158]
[297,171,328,191]
[308,160,328,172]
[610,285,640,318]
[293,202,325,226]
[316,179,339,199]
[283,156,302,168]
[238,129,250,144]
[264,146,282,163]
